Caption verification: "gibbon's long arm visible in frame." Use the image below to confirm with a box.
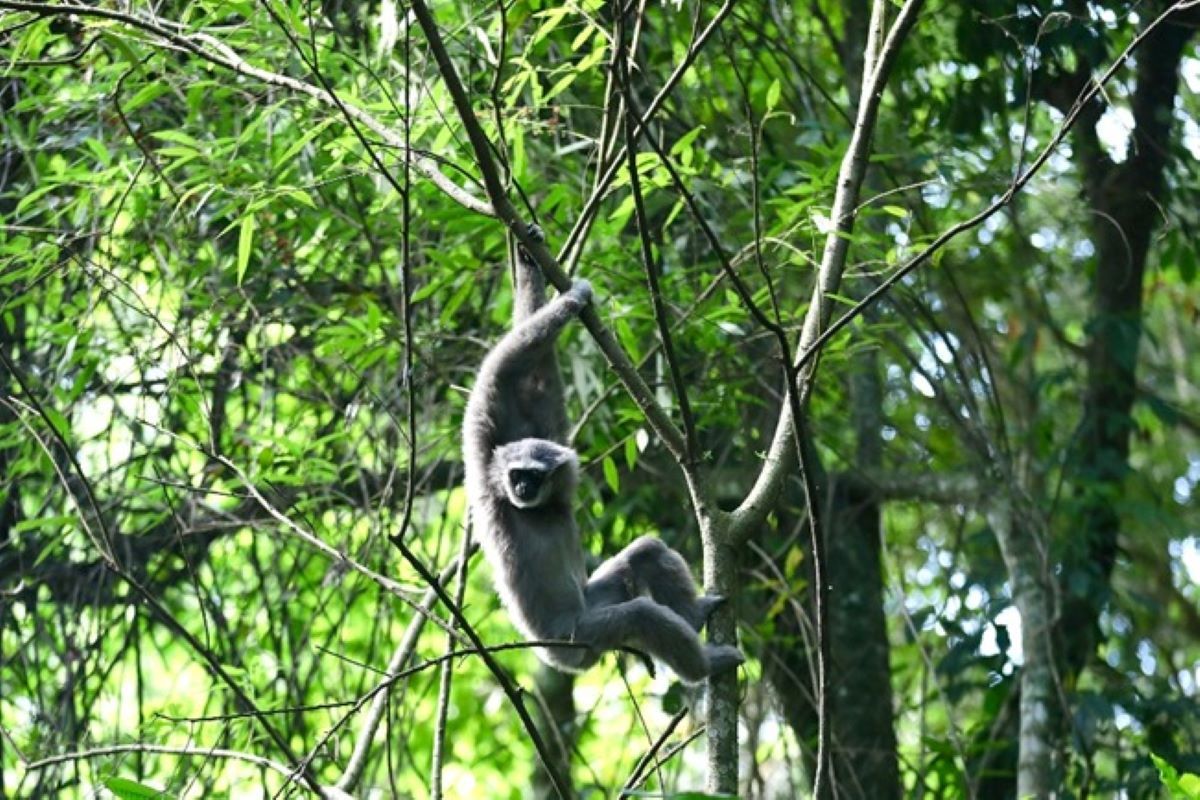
[513,226,549,325]
[510,225,570,444]
[463,280,591,462]
[480,281,591,380]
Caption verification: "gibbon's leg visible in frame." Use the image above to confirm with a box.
[575,597,742,684]
[587,536,725,631]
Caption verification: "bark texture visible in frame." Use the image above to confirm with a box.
[827,475,899,799]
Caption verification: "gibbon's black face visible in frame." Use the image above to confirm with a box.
[508,467,547,504]
[491,437,578,510]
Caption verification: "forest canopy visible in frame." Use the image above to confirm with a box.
[1,1,1199,798]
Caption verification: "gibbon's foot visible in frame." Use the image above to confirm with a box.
[704,644,745,677]
[566,279,593,307]
[694,594,726,630]
[622,647,657,678]
[525,222,545,244]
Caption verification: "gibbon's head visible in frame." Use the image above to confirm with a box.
[490,438,579,509]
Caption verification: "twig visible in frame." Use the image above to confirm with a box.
[621,724,706,795]
[792,0,1200,375]
[430,526,472,798]
[618,707,690,798]
[0,380,322,795]
[729,0,924,546]
[614,14,698,464]
[210,453,460,638]
[559,0,736,275]
[27,744,294,781]
[332,546,476,794]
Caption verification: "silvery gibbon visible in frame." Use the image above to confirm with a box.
[462,225,743,684]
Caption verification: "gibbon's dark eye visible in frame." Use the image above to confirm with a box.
[509,468,545,501]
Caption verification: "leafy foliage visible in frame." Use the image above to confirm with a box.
[1,1,1198,798]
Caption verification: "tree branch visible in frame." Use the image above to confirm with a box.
[404,0,687,462]
[389,534,572,800]
[729,0,923,536]
[730,0,1192,542]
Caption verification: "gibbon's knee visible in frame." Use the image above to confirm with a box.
[596,535,680,586]
[624,534,668,558]
[623,536,690,584]
[584,569,634,610]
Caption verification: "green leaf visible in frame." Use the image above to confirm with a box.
[671,125,705,169]
[103,777,167,799]
[151,130,204,149]
[602,456,619,493]
[84,138,111,167]
[784,545,804,575]
[1154,754,1200,799]
[14,515,76,534]
[1178,241,1197,284]
[530,6,571,47]
[282,188,315,208]
[607,194,635,226]
[15,183,61,216]
[577,44,607,72]
[570,25,593,51]
[274,118,336,169]
[236,214,256,285]
[765,78,781,111]
[1143,393,1180,427]
[624,435,638,471]
[41,406,70,439]
[122,83,171,114]
[544,72,577,102]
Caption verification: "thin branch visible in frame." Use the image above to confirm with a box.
[793,0,1200,377]
[559,0,735,275]
[619,725,706,795]
[611,15,832,790]
[618,706,690,798]
[27,744,295,782]
[0,384,322,795]
[430,527,472,798]
[333,546,475,793]
[210,453,456,634]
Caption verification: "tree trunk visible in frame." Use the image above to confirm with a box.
[1059,6,1194,681]
[827,475,900,799]
[990,504,1058,798]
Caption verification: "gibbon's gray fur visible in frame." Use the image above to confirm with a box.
[462,226,743,684]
